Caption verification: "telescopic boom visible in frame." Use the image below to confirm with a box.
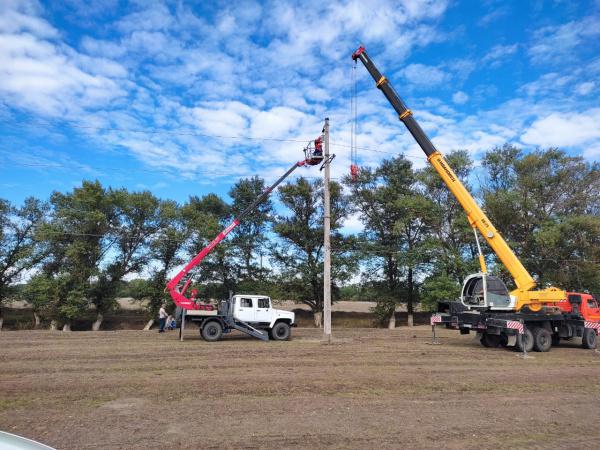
[352,46,564,311]
[167,159,307,310]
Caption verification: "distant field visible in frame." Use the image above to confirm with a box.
[2,328,600,449]
[8,298,415,312]
[2,300,429,330]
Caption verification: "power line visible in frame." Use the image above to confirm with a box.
[1,118,428,160]
[11,230,600,264]
[0,161,337,181]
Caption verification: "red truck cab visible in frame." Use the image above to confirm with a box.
[552,292,600,322]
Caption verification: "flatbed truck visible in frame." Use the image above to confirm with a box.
[437,292,599,351]
[185,294,295,342]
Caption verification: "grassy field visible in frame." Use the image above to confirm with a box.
[1,327,600,449]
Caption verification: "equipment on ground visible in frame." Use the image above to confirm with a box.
[352,46,599,351]
[167,143,321,341]
[186,294,294,342]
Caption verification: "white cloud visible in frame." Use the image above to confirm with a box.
[482,43,518,66]
[0,33,126,116]
[0,4,57,38]
[575,81,595,96]
[452,91,469,104]
[477,6,509,27]
[401,63,449,87]
[521,108,600,147]
[528,16,600,65]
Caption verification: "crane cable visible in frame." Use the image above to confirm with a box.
[350,61,359,182]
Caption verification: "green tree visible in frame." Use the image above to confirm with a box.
[0,198,48,330]
[42,181,114,331]
[348,156,435,327]
[273,177,356,327]
[88,189,161,330]
[183,193,235,300]
[418,150,479,305]
[130,200,188,329]
[482,146,599,290]
[22,274,59,328]
[229,176,273,285]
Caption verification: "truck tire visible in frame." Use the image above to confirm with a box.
[270,322,291,341]
[480,333,501,348]
[515,328,534,353]
[532,327,552,352]
[201,321,223,342]
[582,329,598,349]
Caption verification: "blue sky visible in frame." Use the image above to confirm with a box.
[1,0,599,232]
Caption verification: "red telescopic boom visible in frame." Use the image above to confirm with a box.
[166,159,308,310]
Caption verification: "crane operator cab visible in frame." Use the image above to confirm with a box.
[461,273,516,310]
[304,136,324,166]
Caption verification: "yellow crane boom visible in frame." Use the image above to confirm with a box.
[352,46,564,311]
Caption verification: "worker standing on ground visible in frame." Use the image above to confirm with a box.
[158,305,168,333]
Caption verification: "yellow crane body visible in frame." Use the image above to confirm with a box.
[352,46,566,312]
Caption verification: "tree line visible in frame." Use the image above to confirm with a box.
[1,146,598,330]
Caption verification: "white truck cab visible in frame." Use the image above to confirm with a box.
[232,295,295,329]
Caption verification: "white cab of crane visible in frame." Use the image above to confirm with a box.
[461,273,517,310]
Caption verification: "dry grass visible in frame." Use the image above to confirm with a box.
[1,327,600,449]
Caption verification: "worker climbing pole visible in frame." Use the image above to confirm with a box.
[350,58,359,182]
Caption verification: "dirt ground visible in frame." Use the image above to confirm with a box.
[1,327,599,449]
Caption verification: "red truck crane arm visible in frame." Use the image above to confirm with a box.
[166,158,308,310]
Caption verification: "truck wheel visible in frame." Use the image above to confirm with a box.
[270,322,291,341]
[551,333,560,346]
[582,329,598,349]
[480,333,501,348]
[515,328,534,353]
[201,321,223,342]
[532,327,552,352]
[499,333,508,347]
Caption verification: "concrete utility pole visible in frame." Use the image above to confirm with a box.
[323,118,332,343]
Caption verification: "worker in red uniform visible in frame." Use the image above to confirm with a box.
[313,136,323,157]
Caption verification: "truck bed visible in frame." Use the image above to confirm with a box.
[185,309,218,317]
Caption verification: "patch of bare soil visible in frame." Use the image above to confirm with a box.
[1,327,599,449]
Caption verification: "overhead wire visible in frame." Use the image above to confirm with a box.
[6,230,599,264]
[0,160,339,181]
[0,118,428,160]
[14,230,600,265]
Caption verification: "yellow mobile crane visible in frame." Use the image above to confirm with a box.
[352,46,565,313]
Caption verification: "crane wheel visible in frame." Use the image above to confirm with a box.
[515,328,534,353]
[532,327,552,352]
[201,321,223,342]
[480,333,501,348]
[582,329,598,349]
